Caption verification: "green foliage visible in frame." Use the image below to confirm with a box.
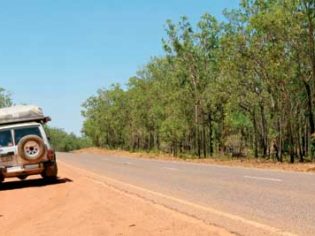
[82,0,315,162]
[45,126,92,152]
[0,88,12,108]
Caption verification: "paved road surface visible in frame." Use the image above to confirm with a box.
[58,152,315,236]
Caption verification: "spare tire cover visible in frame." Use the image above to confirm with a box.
[18,135,46,163]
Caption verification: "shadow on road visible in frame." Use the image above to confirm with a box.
[0,178,73,191]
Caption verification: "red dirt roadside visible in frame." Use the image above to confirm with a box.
[0,162,233,236]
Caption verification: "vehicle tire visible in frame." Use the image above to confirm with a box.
[41,162,58,181]
[18,175,27,180]
[18,135,46,163]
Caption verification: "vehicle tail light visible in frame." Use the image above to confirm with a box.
[47,149,55,160]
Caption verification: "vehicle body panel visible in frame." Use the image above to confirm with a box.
[0,122,54,179]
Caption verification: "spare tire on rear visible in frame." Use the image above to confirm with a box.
[18,135,46,163]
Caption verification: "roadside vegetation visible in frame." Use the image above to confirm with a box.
[0,88,12,108]
[82,0,315,163]
[44,127,92,152]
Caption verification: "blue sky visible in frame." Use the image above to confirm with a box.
[0,0,239,135]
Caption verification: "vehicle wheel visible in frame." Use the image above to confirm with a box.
[18,175,27,180]
[41,162,58,181]
[18,135,46,163]
[0,175,4,184]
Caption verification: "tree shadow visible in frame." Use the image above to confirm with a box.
[0,177,73,191]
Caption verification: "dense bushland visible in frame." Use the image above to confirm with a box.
[45,127,92,152]
[82,0,315,162]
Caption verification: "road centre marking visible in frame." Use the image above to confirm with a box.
[162,167,179,171]
[101,158,133,165]
[244,175,283,182]
[60,160,295,236]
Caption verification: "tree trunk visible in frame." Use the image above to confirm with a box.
[289,122,295,164]
[303,81,315,134]
[195,103,201,158]
[260,103,268,157]
[203,124,207,158]
[208,113,214,156]
[252,111,259,158]
[304,1,315,95]
[298,121,304,162]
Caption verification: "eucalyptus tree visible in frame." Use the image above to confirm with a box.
[0,88,12,108]
[163,14,222,157]
[82,84,129,148]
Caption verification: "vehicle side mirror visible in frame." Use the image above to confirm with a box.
[47,137,51,142]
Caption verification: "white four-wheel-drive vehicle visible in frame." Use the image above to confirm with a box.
[0,105,57,183]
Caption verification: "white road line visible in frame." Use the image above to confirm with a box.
[101,159,133,165]
[162,167,179,171]
[244,175,283,182]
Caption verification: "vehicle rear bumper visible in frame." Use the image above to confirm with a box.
[0,160,55,178]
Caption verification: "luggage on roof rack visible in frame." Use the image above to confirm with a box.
[0,105,51,126]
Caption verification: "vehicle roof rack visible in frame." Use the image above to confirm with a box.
[0,116,51,126]
[0,105,51,126]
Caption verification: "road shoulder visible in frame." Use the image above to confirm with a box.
[0,162,232,236]
[74,147,315,173]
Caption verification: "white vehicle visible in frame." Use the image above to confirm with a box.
[0,105,57,183]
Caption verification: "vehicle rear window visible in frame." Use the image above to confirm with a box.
[0,130,13,147]
[14,127,42,144]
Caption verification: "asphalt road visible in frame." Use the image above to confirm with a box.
[58,152,315,236]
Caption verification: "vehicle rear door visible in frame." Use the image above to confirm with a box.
[0,129,16,165]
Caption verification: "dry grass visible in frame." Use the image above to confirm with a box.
[73,147,315,173]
